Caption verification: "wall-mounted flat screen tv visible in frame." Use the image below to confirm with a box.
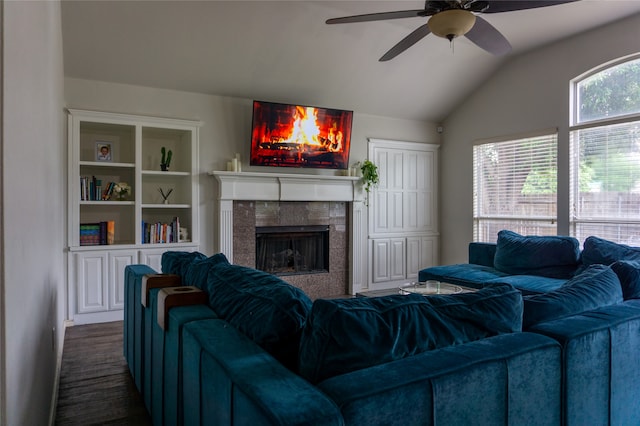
[250,100,353,169]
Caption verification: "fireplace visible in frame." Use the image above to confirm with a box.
[256,225,329,276]
[210,171,367,298]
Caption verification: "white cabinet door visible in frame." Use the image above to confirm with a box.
[371,239,391,283]
[371,238,406,283]
[76,251,108,314]
[367,139,439,287]
[389,238,406,281]
[139,250,164,272]
[370,141,438,236]
[406,237,422,281]
[403,150,438,233]
[406,236,439,280]
[109,250,137,310]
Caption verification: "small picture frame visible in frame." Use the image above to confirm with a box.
[96,142,112,162]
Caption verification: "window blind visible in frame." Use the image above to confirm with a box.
[570,119,640,245]
[473,134,558,242]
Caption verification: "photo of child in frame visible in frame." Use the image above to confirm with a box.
[96,142,112,162]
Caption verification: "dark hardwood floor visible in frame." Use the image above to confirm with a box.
[55,321,151,425]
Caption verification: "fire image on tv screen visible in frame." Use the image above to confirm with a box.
[250,100,353,169]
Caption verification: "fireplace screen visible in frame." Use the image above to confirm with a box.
[255,225,329,276]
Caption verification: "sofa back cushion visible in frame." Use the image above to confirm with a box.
[493,230,580,278]
[581,236,640,268]
[298,283,523,384]
[161,251,207,278]
[206,263,312,371]
[182,253,230,289]
[611,260,640,300]
[522,264,623,329]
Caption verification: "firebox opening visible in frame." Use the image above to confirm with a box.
[256,225,329,276]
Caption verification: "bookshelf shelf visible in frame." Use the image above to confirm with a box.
[142,204,191,209]
[67,108,201,324]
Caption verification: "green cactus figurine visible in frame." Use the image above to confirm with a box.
[161,147,173,171]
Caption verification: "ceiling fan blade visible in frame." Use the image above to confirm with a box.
[379,23,431,62]
[465,16,511,56]
[326,10,425,25]
[482,0,580,14]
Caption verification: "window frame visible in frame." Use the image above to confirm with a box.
[569,53,640,244]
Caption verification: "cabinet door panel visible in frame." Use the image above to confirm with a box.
[406,237,422,280]
[371,239,391,283]
[390,238,406,281]
[420,236,438,268]
[76,252,108,314]
[140,250,164,272]
[109,250,137,310]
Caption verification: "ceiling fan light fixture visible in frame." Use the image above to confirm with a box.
[428,9,476,41]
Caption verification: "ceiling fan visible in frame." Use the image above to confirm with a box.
[326,0,579,61]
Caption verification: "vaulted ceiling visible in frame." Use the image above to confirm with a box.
[61,1,640,122]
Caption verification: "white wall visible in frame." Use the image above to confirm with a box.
[440,13,640,264]
[2,1,66,425]
[64,78,439,256]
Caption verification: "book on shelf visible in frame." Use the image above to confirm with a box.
[79,177,117,201]
[141,216,181,244]
[79,220,115,246]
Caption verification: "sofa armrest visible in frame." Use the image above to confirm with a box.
[141,273,181,307]
[318,332,560,426]
[469,242,497,266]
[156,286,208,330]
[182,319,343,426]
[527,303,640,425]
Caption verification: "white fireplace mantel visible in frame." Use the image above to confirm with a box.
[209,170,367,294]
[209,170,364,202]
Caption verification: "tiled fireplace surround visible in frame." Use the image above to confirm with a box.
[211,171,366,298]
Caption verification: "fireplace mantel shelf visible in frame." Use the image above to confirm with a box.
[209,170,364,202]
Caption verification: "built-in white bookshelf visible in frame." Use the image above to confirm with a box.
[67,109,201,324]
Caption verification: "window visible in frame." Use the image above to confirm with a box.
[570,56,640,245]
[473,132,558,242]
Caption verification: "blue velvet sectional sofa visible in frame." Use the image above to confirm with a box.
[124,231,640,425]
[124,251,566,426]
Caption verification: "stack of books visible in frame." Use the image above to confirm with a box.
[79,221,115,246]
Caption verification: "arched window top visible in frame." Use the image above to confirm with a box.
[576,55,640,124]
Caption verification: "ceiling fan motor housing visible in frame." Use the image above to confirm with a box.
[428,9,477,40]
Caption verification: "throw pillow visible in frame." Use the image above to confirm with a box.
[298,283,522,384]
[493,230,581,279]
[206,263,312,371]
[581,236,640,268]
[522,264,623,329]
[611,260,640,300]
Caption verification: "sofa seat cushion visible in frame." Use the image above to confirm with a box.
[485,275,566,295]
[161,251,207,278]
[419,264,566,295]
[298,283,523,384]
[494,230,580,279]
[418,264,509,289]
[523,264,623,329]
[611,260,640,300]
[206,263,312,371]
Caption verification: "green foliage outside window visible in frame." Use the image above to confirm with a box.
[578,58,640,123]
